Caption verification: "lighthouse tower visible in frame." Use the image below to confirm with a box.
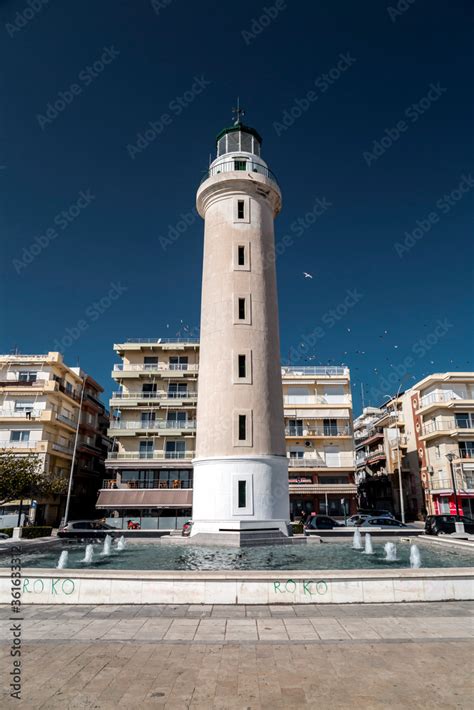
[191,111,290,544]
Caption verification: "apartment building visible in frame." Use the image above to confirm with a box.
[411,373,474,517]
[354,399,423,519]
[98,338,199,530]
[281,366,356,519]
[0,352,110,525]
[99,342,356,528]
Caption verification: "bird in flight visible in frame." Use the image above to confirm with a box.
[303,272,313,279]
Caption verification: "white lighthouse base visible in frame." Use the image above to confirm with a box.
[189,455,291,546]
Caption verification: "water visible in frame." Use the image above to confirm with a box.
[81,545,94,564]
[362,533,374,555]
[6,539,472,571]
[352,529,362,550]
[101,535,112,556]
[410,544,422,568]
[384,542,397,562]
[116,536,126,551]
[56,551,68,569]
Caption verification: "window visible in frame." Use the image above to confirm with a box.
[144,356,158,369]
[238,354,246,379]
[166,412,186,424]
[238,245,245,265]
[165,441,186,459]
[319,476,349,484]
[168,383,188,398]
[289,450,304,459]
[456,413,474,429]
[169,356,188,371]
[18,371,37,383]
[142,383,157,398]
[234,159,246,171]
[65,382,73,394]
[238,415,246,441]
[323,418,338,436]
[238,298,246,320]
[14,401,34,413]
[237,200,245,219]
[139,440,153,459]
[288,419,303,436]
[10,431,30,442]
[238,480,247,508]
[141,411,156,425]
[459,442,474,458]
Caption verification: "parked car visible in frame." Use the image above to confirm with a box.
[357,516,408,528]
[57,520,121,539]
[425,515,474,536]
[0,532,9,540]
[357,509,394,518]
[345,514,370,527]
[304,515,342,533]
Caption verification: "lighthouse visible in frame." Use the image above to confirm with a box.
[191,109,290,544]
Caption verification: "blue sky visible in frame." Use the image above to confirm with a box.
[1,0,472,414]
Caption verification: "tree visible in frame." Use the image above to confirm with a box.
[0,451,68,506]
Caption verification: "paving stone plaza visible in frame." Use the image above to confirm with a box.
[1,602,472,708]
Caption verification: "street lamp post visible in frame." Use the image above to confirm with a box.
[383,382,407,524]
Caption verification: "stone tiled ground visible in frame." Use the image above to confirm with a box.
[0,603,473,708]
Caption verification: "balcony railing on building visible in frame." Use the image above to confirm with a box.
[102,478,192,490]
[109,420,196,431]
[422,418,474,435]
[281,366,349,376]
[283,395,351,405]
[429,475,474,492]
[107,450,194,461]
[420,391,469,408]
[287,453,354,468]
[110,391,197,401]
[285,425,351,437]
[125,337,200,344]
[113,363,199,373]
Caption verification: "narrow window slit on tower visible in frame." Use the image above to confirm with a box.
[238,245,245,265]
[237,200,245,220]
[238,480,247,508]
[238,298,246,320]
[238,414,246,441]
[238,354,246,378]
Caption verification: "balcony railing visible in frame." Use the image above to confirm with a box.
[287,454,354,468]
[102,479,192,490]
[281,366,348,376]
[283,395,350,405]
[429,476,474,492]
[422,418,474,435]
[56,413,78,428]
[107,451,194,461]
[110,391,197,401]
[459,448,474,459]
[0,409,44,418]
[285,426,351,437]
[200,159,278,185]
[109,420,196,431]
[51,442,74,455]
[0,440,42,449]
[288,458,326,468]
[419,391,468,408]
[125,338,200,344]
[114,363,198,373]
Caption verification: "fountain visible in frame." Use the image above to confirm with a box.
[384,542,397,562]
[362,533,374,555]
[410,544,421,568]
[101,534,112,556]
[116,536,126,551]
[81,544,94,564]
[352,528,363,550]
[56,550,69,569]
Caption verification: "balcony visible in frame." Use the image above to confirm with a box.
[419,391,473,412]
[283,395,350,406]
[428,475,474,493]
[421,418,474,438]
[102,479,192,490]
[56,413,78,429]
[287,453,354,469]
[51,442,74,456]
[110,391,197,404]
[113,363,198,374]
[285,426,351,437]
[0,439,48,451]
[124,338,200,345]
[0,408,47,421]
[107,450,194,462]
[281,366,348,376]
[109,420,196,432]
[200,159,278,186]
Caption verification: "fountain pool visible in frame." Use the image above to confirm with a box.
[4,539,473,571]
